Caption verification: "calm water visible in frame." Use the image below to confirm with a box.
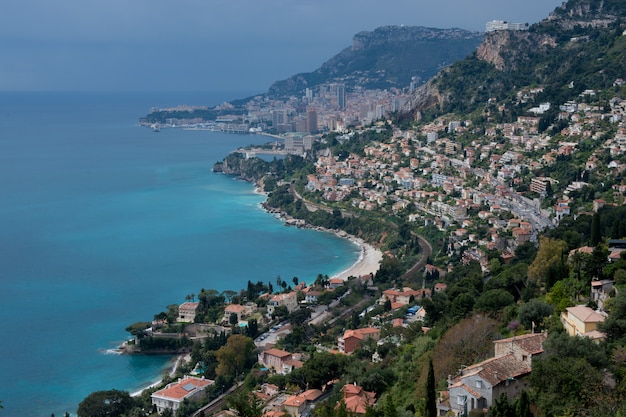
[0,92,359,416]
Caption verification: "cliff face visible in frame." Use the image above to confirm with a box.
[476,31,556,71]
[404,0,626,116]
[212,152,267,183]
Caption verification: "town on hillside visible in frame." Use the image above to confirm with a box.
[80,13,626,417]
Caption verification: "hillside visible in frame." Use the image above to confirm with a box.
[405,0,626,118]
[267,26,483,98]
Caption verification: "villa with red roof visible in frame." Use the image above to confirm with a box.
[151,376,213,415]
[380,287,430,310]
[338,327,380,354]
[258,348,301,374]
[282,389,323,417]
[339,384,376,416]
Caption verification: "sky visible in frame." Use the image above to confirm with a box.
[0,0,566,94]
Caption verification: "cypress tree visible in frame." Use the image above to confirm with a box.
[591,212,601,245]
[424,358,437,417]
[516,390,532,417]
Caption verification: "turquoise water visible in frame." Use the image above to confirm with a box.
[0,92,359,416]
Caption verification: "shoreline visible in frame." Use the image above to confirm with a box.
[130,354,187,397]
[259,198,383,282]
[128,180,383,399]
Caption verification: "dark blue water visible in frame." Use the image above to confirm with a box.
[0,92,358,416]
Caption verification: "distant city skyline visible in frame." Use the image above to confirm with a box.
[0,0,564,94]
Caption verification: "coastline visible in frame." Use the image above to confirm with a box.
[330,236,383,281]
[259,197,383,282]
[130,354,188,397]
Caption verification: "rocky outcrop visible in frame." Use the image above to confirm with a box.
[476,31,556,72]
[401,76,446,117]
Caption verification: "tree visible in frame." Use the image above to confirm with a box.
[302,352,348,389]
[518,298,554,330]
[227,392,264,417]
[424,358,437,417]
[591,212,602,246]
[489,394,515,417]
[229,312,238,326]
[516,390,532,417]
[292,276,299,287]
[527,237,568,286]
[77,390,134,417]
[215,334,256,379]
[475,289,515,315]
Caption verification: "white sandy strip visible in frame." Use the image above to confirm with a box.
[332,238,383,281]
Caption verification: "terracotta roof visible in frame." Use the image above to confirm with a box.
[566,306,606,323]
[300,389,323,401]
[152,376,213,401]
[343,327,380,340]
[225,304,245,313]
[263,348,292,358]
[493,332,547,356]
[283,395,305,408]
[455,354,531,386]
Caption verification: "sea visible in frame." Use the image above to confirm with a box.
[0,91,359,417]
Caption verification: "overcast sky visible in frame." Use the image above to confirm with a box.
[0,0,565,94]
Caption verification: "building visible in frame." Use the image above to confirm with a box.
[151,376,213,414]
[438,333,546,416]
[486,20,529,32]
[493,333,547,366]
[380,287,431,309]
[177,302,199,323]
[267,291,299,316]
[257,348,302,374]
[560,305,606,340]
[282,389,323,417]
[339,327,380,354]
[339,384,376,416]
[306,108,318,134]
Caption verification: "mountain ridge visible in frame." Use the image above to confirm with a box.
[266,25,483,98]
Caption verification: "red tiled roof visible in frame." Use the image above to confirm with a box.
[153,376,213,400]
[263,348,292,358]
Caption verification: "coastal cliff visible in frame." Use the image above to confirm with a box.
[212,152,267,183]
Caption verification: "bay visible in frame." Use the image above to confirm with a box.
[0,92,359,416]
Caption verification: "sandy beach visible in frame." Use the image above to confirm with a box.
[331,237,383,281]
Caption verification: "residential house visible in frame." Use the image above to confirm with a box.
[339,327,380,354]
[151,376,213,415]
[258,348,292,372]
[339,384,376,416]
[267,291,299,316]
[380,287,430,310]
[177,302,199,323]
[560,305,606,341]
[493,333,547,366]
[223,304,246,324]
[304,289,321,304]
[328,278,345,289]
[438,333,546,416]
[258,348,302,374]
[282,389,323,417]
[445,354,531,414]
[591,279,615,310]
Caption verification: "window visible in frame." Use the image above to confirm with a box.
[457,395,466,405]
[476,380,483,389]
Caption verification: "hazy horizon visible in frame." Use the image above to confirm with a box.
[1,0,564,94]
